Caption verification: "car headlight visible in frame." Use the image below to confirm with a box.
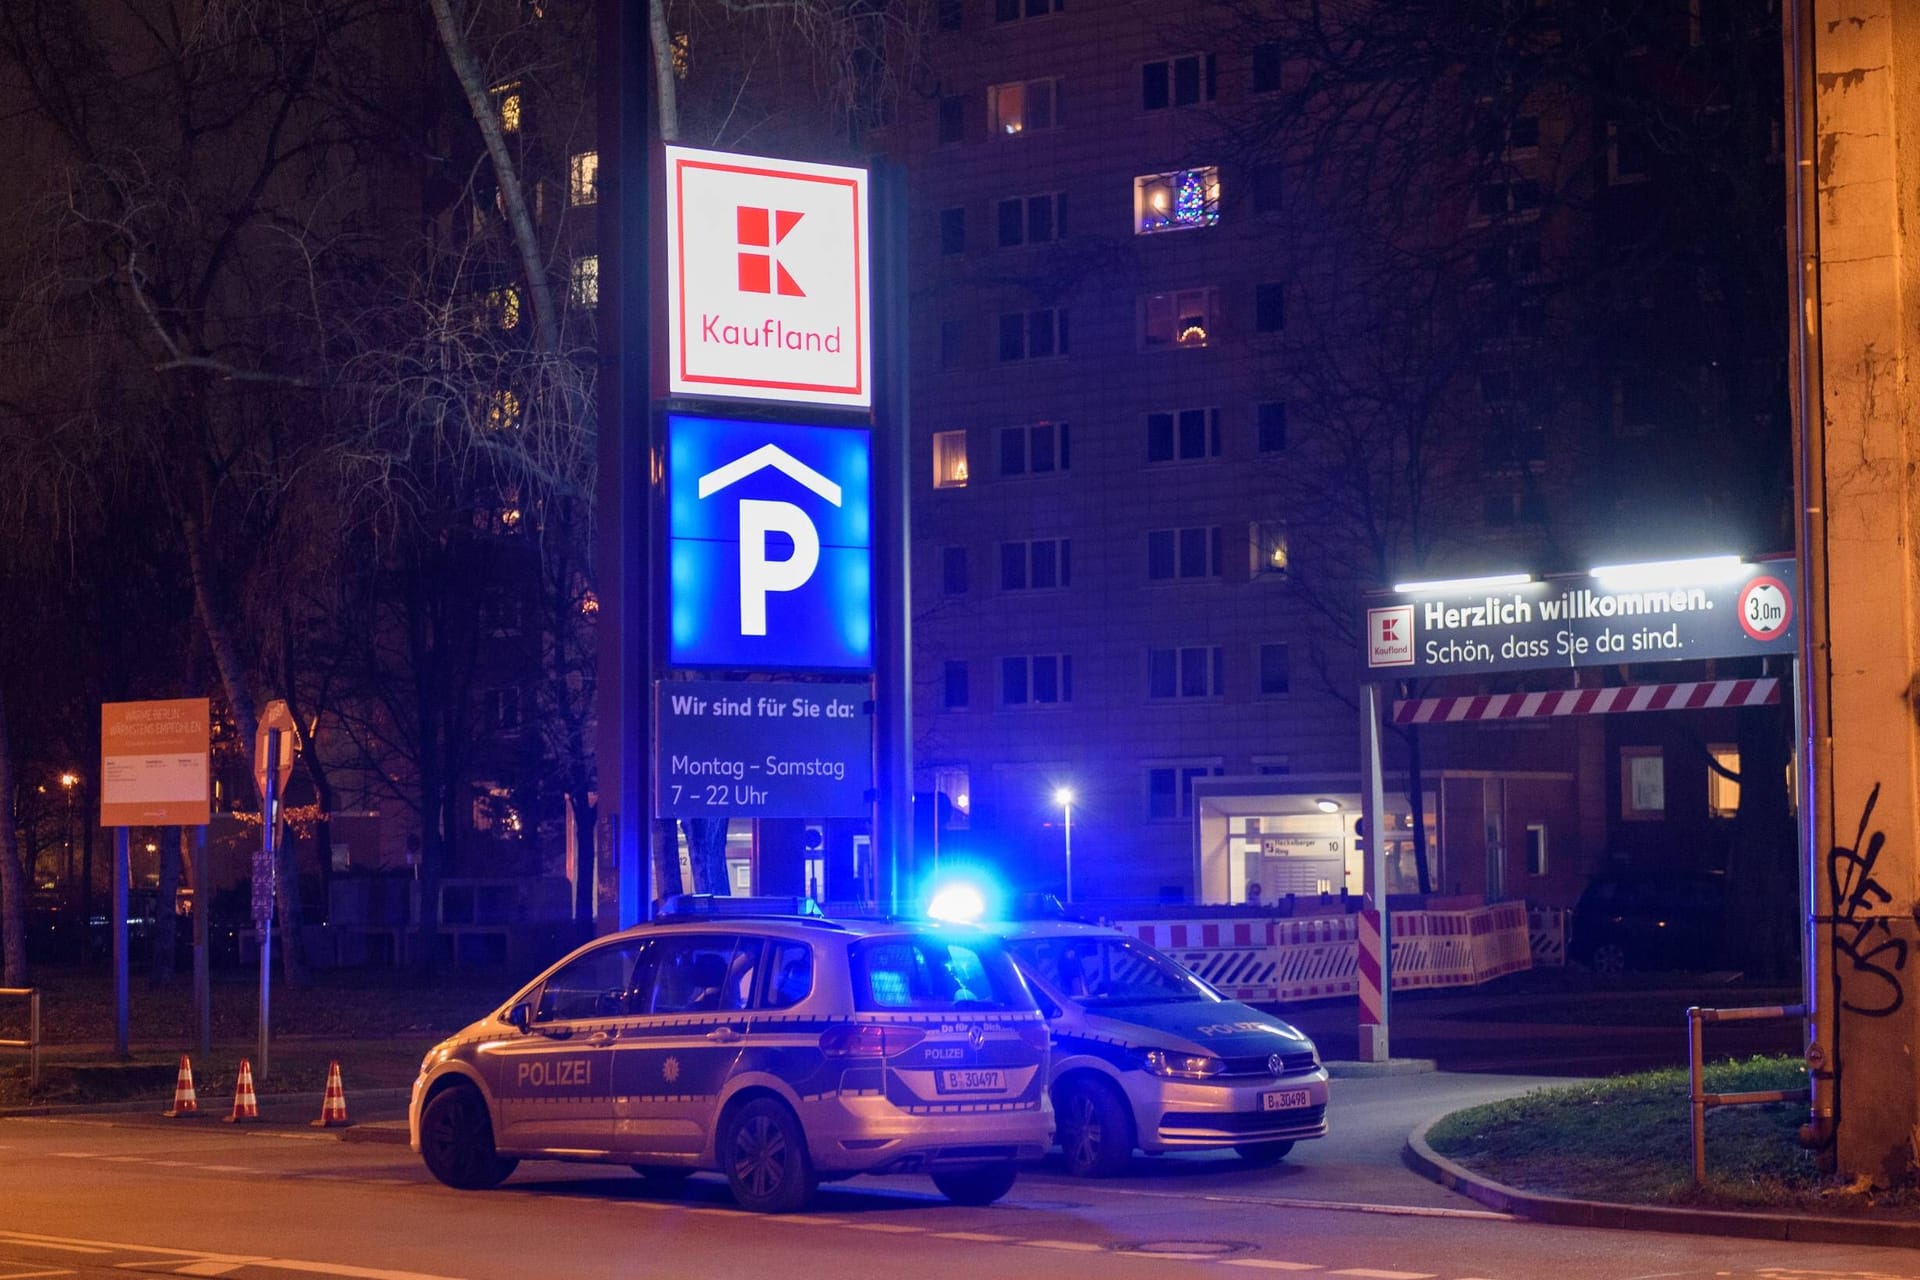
[1136,1048,1225,1080]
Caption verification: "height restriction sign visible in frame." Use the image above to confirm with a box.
[664,145,870,409]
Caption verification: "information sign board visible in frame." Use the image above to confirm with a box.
[655,679,871,819]
[100,699,211,827]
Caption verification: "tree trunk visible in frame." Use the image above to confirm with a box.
[684,818,730,894]
[0,686,28,986]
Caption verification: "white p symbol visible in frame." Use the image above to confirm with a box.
[737,500,819,636]
[697,444,845,640]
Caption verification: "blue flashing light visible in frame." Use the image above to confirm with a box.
[927,882,986,924]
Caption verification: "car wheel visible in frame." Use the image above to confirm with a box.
[630,1166,695,1194]
[1234,1140,1294,1166]
[420,1085,517,1190]
[722,1097,817,1213]
[1056,1077,1134,1177]
[931,1161,1018,1205]
[1589,942,1628,974]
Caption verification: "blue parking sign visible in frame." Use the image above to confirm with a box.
[667,414,872,670]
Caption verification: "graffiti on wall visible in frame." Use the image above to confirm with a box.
[1827,783,1911,1018]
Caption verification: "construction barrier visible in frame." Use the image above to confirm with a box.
[1119,900,1534,1003]
[1528,906,1568,967]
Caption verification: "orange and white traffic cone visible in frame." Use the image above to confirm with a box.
[311,1060,349,1128]
[162,1055,199,1118]
[223,1059,260,1123]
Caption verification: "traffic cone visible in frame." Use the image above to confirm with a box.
[162,1055,198,1118]
[223,1059,260,1123]
[311,1061,349,1128]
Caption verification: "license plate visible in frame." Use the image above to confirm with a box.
[1261,1088,1312,1112]
[938,1069,1005,1093]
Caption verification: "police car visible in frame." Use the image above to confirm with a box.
[986,918,1328,1177]
[409,898,1052,1211]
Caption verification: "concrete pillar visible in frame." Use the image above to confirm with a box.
[1796,0,1920,1181]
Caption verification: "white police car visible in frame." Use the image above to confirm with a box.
[410,899,1053,1210]
[987,918,1328,1176]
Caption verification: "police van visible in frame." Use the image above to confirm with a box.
[409,898,1053,1211]
[985,918,1328,1177]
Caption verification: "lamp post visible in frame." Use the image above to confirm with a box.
[59,772,78,894]
[1053,787,1074,903]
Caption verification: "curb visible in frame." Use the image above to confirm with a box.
[341,1122,411,1146]
[1325,1058,1437,1079]
[0,1087,414,1121]
[1403,1113,1920,1250]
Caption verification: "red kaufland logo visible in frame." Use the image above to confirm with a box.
[1368,606,1415,667]
[737,207,806,297]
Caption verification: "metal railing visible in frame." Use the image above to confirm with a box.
[1687,1002,1808,1183]
[0,988,40,1091]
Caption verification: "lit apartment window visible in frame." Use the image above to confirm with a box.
[570,152,598,205]
[940,207,966,255]
[491,82,523,133]
[485,389,522,432]
[1141,288,1216,349]
[1147,527,1223,581]
[1149,646,1224,699]
[999,538,1070,591]
[1001,654,1072,706]
[1708,745,1740,817]
[933,429,969,487]
[1254,521,1290,576]
[994,0,1061,22]
[989,78,1060,136]
[485,285,522,330]
[943,660,970,709]
[1146,762,1221,819]
[1258,642,1291,695]
[998,308,1068,361]
[941,546,969,595]
[1142,53,1215,111]
[998,192,1066,247]
[1135,167,1219,233]
[1146,408,1221,462]
[1000,421,1069,475]
[569,256,598,307]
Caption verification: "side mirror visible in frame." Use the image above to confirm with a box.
[505,1004,532,1033]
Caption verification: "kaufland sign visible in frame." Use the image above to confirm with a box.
[665,145,871,409]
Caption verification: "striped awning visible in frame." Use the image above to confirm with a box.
[1391,677,1780,725]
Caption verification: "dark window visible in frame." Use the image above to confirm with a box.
[1142,62,1169,111]
[1256,282,1285,332]
[939,0,963,29]
[940,319,965,370]
[995,0,1018,17]
[998,198,1023,247]
[938,95,965,145]
[1147,412,1174,462]
[1253,163,1283,215]
[1257,402,1287,452]
[1148,768,1177,819]
[1032,657,1058,703]
[1259,642,1290,695]
[850,935,1025,1011]
[1148,649,1176,698]
[940,207,966,255]
[1002,656,1028,703]
[1000,542,1027,591]
[1000,425,1026,475]
[1178,527,1208,578]
[1027,194,1055,242]
[1147,530,1175,579]
[765,941,814,1008]
[1028,309,1056,358]
[941,546,968,595]
[998,312,1024,362]
[943,660,969,709]
[1251,42,1282,93]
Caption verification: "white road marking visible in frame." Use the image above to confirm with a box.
[0,1268,78,1279]
[245,1262,465,1280]
[193,1166,260,1174]
[1018,1240,1104,1252]
[1219,1263,1321,1273]
[1330,1271,1435,1279]
[1084,1185,1512,1224]
[840,1223,923,1234]
[50,1153,98,1159]
[781,1217,847,1227]
[100,1156,149,1163]
[0,1241,111,1255]
[682,1208,745,1218]
[0,1233,464,1280]
[932,1232,1013,1243]
[171,1264,247,1277]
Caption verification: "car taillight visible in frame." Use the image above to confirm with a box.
[1017,1023,1051,1053]
[819,1024,928,1058]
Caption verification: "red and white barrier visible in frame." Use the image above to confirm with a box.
[1119,900,1534,1002]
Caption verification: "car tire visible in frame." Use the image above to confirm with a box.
[419,1085,517,1190]
[722,1097,817,1213]
[1055,1077,1134,1178]
[1589,942,1628,974]
[1234,1140,1294,1166]
[931,1161,1018,1205]
[630,1165,695,1193]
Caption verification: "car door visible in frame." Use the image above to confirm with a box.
[479,939,639,1152]
[610,933,762,1158]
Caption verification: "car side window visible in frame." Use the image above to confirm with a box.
[534,942,645,1023]
[764,940,814,1009]
[642,935,753,1014]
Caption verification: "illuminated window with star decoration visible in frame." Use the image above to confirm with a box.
[1134,166,1219,234]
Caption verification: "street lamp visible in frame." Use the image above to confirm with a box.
[1053,787,1075,903]
[59,772,78,895]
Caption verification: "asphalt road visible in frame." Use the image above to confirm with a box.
[4,1071,1914,1280]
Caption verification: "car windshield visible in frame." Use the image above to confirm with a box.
[1007,935,1213,1005]
[849,933,1032,1013]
